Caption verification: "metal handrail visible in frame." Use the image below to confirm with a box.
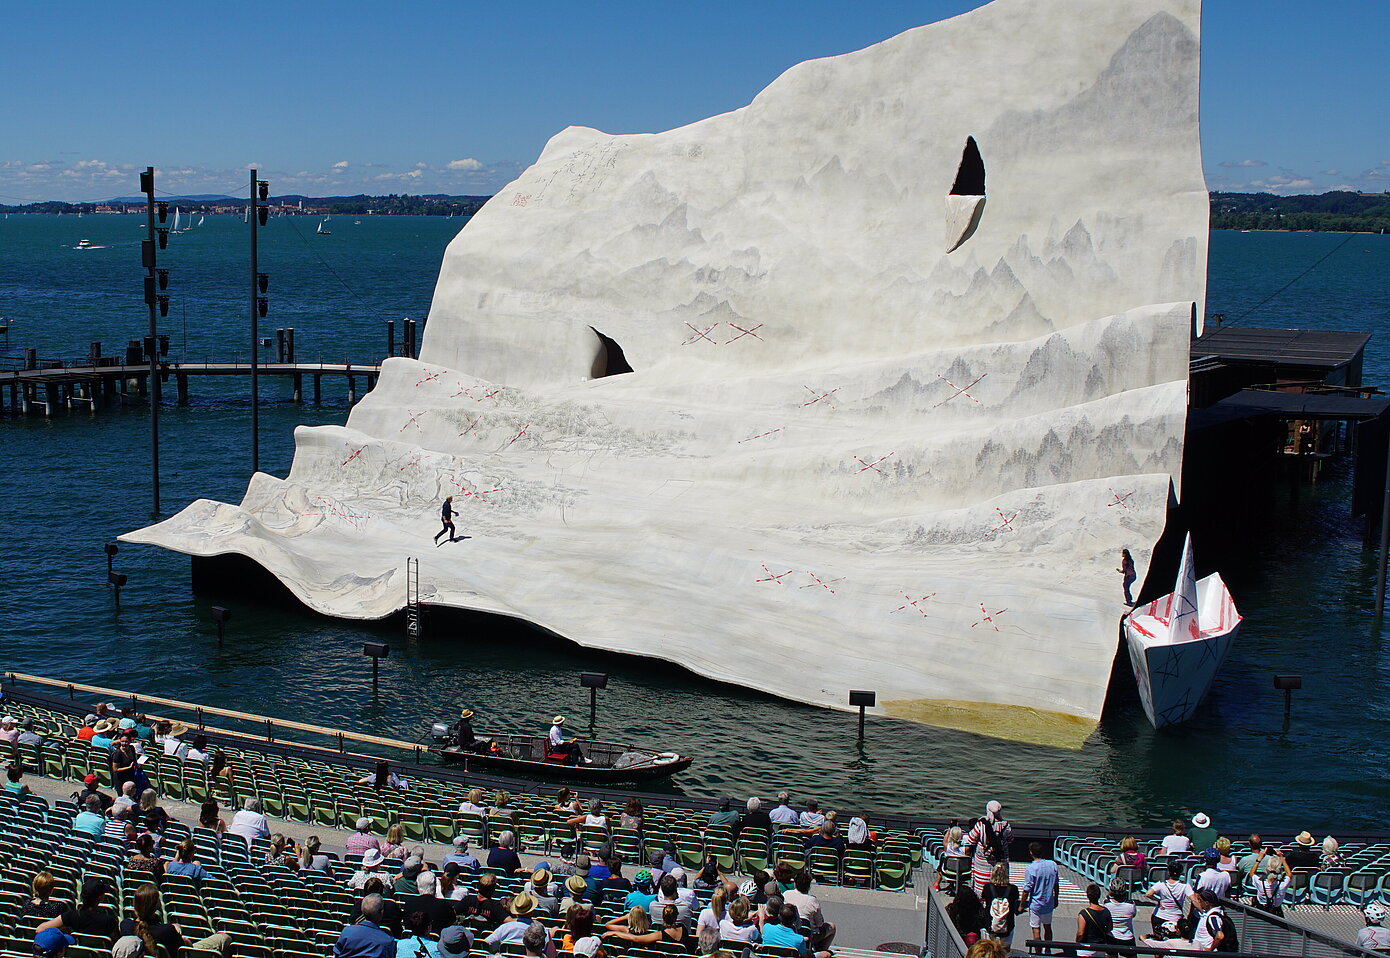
[4,670,418,754]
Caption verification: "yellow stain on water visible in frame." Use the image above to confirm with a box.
[881,697,1096,750]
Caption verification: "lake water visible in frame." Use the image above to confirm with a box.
[2,215,1388,828]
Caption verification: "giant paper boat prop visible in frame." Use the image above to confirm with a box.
[1125,535,1241,728]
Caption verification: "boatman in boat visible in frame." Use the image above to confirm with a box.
[548,716,591,765]
[453,709,489,753]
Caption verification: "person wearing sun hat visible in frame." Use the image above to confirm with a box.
[0,716,18,744]
[347,848,391,892]
[161,721,190,758]
[1187,813,1217,856]
[454,709,488,753]
[485,894,538,949]
[1283,831,1320,869]
[90,719,117,751]
[547,716,591,765]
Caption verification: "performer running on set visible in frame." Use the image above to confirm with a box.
[435,495,456,544]
[548,716,590,765]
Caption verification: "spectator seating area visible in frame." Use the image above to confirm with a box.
[0,698,925,894]
[1055,834,1390,909]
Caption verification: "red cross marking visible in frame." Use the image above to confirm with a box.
[971,603,1008,631]
[756,564,794,584]
[506,422,530,446]
[801,386,839,408]
[340,444,366,466]
[458,415,479,437]
[460,487,502,507]
[892,592,937,617]
[414,371,442,387]
[682,322,719,345]
[854,453,894,476]
[985,508,1018,538]
[801,572,844,594]
[1107,488,1134,510]
[400,410,424,431]
[724,323,764,344]
[738,427,784,444]
[313,496,371,529]
[455,384,503,402]
[398,453,421,472]
[932,372,987,409]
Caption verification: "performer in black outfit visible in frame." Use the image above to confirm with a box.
[434,495,456,544]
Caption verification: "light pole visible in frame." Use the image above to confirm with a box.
[250,172,269,475]
[581,672,609,734]
[140,168,169,517]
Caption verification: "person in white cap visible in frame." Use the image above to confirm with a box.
[346,817,383,857]
[547,716,590,765]
[962,800,1012,895]
[1187,813,1216,855]
[441,836,480,871]
[0,716,19,744]
[347,848,390,891]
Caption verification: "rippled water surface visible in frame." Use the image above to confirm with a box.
[2,217,1389,827]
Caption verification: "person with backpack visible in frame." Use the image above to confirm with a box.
[1188,888,1237,952]
[1075,883,1113,958]
[980,863,1020,946]
[962,801,1012,895]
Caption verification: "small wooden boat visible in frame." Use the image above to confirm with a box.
[428,725,692,783]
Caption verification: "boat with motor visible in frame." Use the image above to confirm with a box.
[1124,533,1242,728]
[74,239,101,250]
[427,722,691,783]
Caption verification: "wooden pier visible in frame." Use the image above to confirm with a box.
[0,357,381,417]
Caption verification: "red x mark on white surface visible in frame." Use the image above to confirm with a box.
[801,386,839,408]
[984,508,1018,538]
[756,564,794,584]
[854,453,894,476]
[682,322,718,345]
[341,444,366,466]
[932,372,987,408]
[724,323,763,344]
[892,592,937,616]
[971,603,1008,631]
[415,371,442,387]
[1107,488,1134,510]
[400,410,424,431]
[801,571,844,594]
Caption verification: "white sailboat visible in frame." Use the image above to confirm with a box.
[172,207,182,233]
[1124,534,1242,728]
[197,215,205,227]
[316,217,332,235]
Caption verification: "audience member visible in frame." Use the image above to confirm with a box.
[487,831,525,875]
[1249,853,1291,917]
[962,801,1012,895]
[37,879,118,944]
[947,886,984,947]
[485,894,539,949]
[1105,878,1136,947]
[346,818,383,857]
[709,799,739,829]
[301,836,332,872]
[72,795,105,838]
[166,840,209,888]
[334,893,395,958]
[784,871,835,949]
[804,822,846,856]
[198,800,227,833]
[620,798,644,832]
[401,872,456,935]
[459,874,507,930]
[1160,819,1192,856]
[733,798,772,842]
[1195,849,1231,899]
[602,906,660,946]
[1144,861,1194,938]
[21,872,64,919]
[770,794,799,827]
[1109,836,1146,874]
[1360,904,1390,952]
[1186,813,1217,855]
[981,862,1020,945]
[1284,832,1320,869]
[719,896,760,943]
[1021,843,1058,943]
[120,882,231,957]
[395,909,439,958]
[458,789,487,816]
[348,850,391,892]
[227,798,270,847]
[442,835,479,871]
[1075,883,1112,958]
[5,765,33,798]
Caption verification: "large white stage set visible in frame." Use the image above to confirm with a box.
[128,0,1208,745]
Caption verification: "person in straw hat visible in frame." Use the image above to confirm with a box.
[161,722,190,759]
[90,719,118,750]
[547,716,590,765]
[485,893,538,949]
[452,709,492,754]
[1284,831,1320,869]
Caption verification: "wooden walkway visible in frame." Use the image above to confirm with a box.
[0,359,381,415]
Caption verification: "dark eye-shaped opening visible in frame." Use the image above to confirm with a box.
[950,136,986,196]
[589,327,634,379]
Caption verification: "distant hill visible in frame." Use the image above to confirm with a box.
[0,192,494,216]
[1211,191,1390,232]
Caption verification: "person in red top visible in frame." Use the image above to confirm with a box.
[75,715,98,742]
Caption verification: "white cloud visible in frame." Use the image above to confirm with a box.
[332,160,349,170]
[1219,159,1267,168]
[447,158,483,172]
[1320,169,1341,176]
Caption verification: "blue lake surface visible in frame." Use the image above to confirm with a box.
[2,215,1388,828]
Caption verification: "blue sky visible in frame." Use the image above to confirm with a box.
[3,1,1387,202]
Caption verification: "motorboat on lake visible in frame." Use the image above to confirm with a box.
[427,722,691,783]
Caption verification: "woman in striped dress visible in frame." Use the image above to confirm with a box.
[962,800,1012,894]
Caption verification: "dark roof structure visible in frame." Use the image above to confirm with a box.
[1191,326,1371,370]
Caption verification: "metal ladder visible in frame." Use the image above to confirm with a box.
[405,557,421,638]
